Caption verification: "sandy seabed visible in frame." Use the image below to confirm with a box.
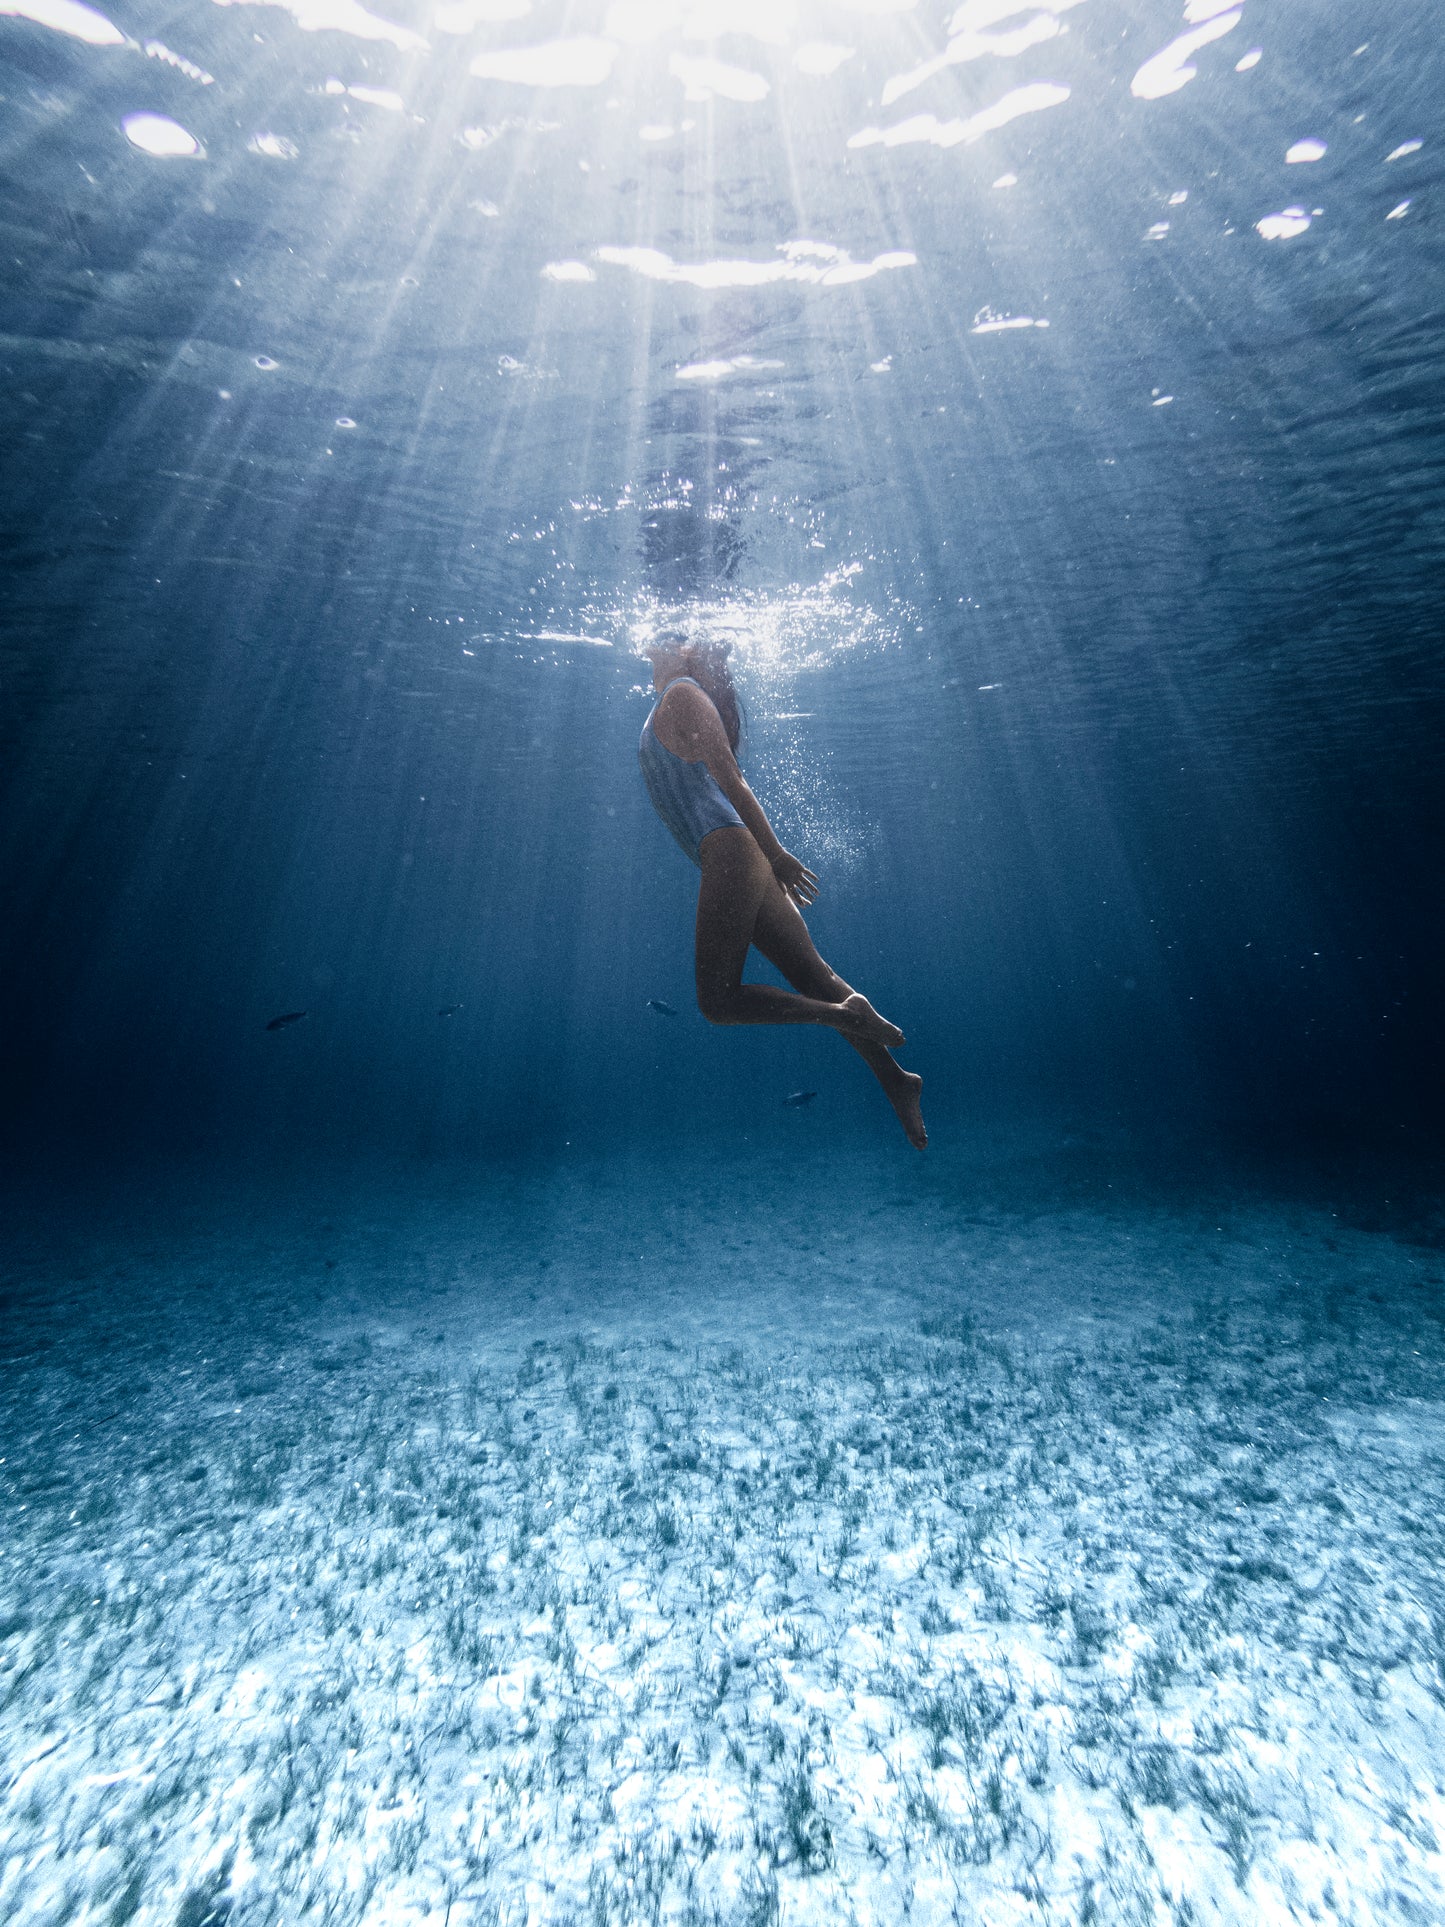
[2,1132,1443,1926]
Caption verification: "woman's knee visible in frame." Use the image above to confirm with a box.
[696,982,736,1025]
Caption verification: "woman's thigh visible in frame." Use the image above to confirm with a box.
[695,827,772,1001]
[750,876,846,1001]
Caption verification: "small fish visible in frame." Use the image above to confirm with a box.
[438,1004,463,1017]
[783,1089,818,1108]
[646,999,678,1017]
[265,1010,308,1031]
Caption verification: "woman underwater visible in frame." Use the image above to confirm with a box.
[638,636,927,1149]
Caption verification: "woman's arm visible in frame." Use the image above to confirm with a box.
[655,681,818,906]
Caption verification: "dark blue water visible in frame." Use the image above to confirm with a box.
[2,1,1443,1921]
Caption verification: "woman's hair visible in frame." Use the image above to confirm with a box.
[655,635,743,753]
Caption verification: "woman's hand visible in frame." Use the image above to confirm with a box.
[772,850,819,909]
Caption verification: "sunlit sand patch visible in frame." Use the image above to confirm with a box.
[849,81,1070,150]
[1130,7,1241,101]
[541,260,597,282]
[1286,138,1326,163]
[0,0,123,44]
[248,131,299,156]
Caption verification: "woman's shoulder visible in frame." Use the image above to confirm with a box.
[657,675,717,719]
[653,675,725,757]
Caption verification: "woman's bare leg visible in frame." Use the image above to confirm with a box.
[694,828,904,1048]
[750,877,927,1150]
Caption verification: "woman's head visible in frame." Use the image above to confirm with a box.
[647,634,743,752]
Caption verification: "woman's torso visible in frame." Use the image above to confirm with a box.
[638,676,745,865]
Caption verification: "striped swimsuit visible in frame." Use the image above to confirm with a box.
[638,676,745,866]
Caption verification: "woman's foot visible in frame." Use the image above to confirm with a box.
[890,1071,928,1150]
[837,992,905,1049]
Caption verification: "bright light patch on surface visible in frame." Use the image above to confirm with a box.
[795,41,853,74]
[432,0,530,30]
[850,82,1070,150]
[123,112,203,157]
[595,241,916,289]
[248,132,299,156]
[348,83,403,108]
[1146,221,1170,239]
[213,0,427,52]
[870,355,892,371]
[1152,393,1174,405]
[601,0,666,41]
[1169,189,1188,204]
[1183,0,1237,19]
[669,52,768,101]
[1286,139,1326,163]
[1235,46,1261,69]
[1386,200,1411,220]
[1130,9,1241,100]
[1386,139,1422,161]
[971,311,1049,334]
[1256,207,1310,239]
[1,0,123,43]
[881,12,1061,106]
[541,259,596,281]
[682,0,788,43]
[993,171,1018,186]
[144,40,215,81]
[676,355,784,380]
[469,35,616,85]
[521,630,612,645]
[948,0,1084,30]
[601,0,789,42]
